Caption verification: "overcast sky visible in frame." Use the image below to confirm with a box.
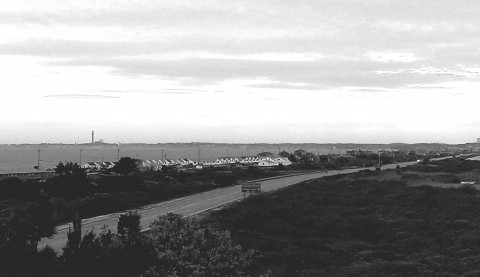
[1,0,480,144]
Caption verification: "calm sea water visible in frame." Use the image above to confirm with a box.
[0,145,345,173]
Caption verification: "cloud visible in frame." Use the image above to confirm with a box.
[366,52,422,63]
[376,67,480,79]
[407,85,453,90]
[43,94,121,99]
[2,0,480,92]
[101,89,201,95]
[45,54,475,89]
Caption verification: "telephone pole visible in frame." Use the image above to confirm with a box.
[36,149,41,169]
[79,149,83,165]
[117,143,121,161]
[197,148,201,163]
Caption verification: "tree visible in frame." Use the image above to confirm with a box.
[61,229,103,277]
[288,153,298,163]
[113,157,141,174]
[117,211,141,246]
[143,213,254,277]
[0,202,57,276]
[61,212,152,277]
[55,162,84,177]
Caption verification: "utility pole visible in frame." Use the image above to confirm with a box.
[116,143,121,161]
[79,149,83,165]
[197,148,201,163]
[226,148,229,158]
[161,149,165,160]
[375,151,382,171]
[37,149,41,169]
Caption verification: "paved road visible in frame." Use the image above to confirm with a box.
[39,160,420,252]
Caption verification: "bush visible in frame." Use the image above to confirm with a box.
[204,168,480,276]
[213,172,237,187]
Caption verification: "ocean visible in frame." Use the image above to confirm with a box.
[0,144,345,173]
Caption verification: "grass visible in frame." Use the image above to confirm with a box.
[203,160,480,276]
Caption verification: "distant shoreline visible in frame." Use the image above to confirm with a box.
[0,142,475,149]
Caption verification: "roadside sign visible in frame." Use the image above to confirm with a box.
[241,182,261,193]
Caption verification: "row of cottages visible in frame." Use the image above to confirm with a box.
[217,157,240,164]
[81,161,116,171]
[201,157,240,167]
[141,159,197,170]
[258,157,292,167]
[239,156,261,164]
[201,156,292,167]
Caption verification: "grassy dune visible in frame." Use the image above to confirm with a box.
[204,160,480,276]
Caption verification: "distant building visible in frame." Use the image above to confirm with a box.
[0,169,56,180]
[273,157,292,166]
[82,162,100,170]
[81,161,116,171]
[258,158,276,167]
[239,156,260,165]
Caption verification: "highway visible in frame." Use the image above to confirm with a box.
[39,160,420,252]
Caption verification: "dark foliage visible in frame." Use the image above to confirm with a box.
[205,171,480,276]
[409,159,479,173]
[117,211,141,246]
[3,211,253,277]
[96,174,143,193]
[42,175,93,200]
[0,199,57,276]
[0,177,41,201]
[60,212,153,277]
[113,157,141,174]
[55,162,85,177]
[213,172,237,187]
[143,213,254,277]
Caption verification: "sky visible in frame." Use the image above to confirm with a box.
[1,0,480,144]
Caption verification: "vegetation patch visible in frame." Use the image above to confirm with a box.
[204,162,480,276]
